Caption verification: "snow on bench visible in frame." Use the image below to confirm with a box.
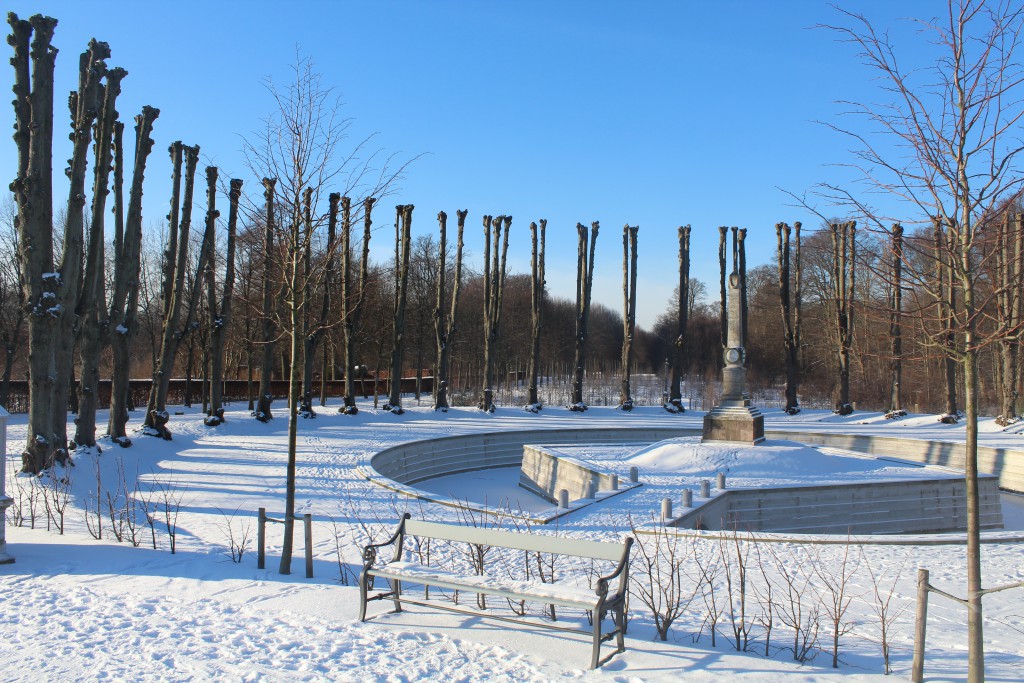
[358,513,633,669]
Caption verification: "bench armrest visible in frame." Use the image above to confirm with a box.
[595,536,634,600]
[361,512,411,569]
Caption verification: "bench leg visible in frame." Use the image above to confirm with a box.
[614,605,626,653]
[390,578,403,613]
[591,611,603,669]
[358,573,369,622]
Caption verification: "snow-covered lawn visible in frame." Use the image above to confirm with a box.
[2,402,1023,682]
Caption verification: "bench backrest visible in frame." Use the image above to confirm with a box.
[404,519,627,562]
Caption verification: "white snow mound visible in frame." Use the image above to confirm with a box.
[628,438,888,478]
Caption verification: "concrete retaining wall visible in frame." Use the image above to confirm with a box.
[670,475,1004,534]
[519,445,620,503]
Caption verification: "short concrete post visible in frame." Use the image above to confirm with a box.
[716,472,726,490]
[682,489,693,508]
[585,480,595,499]
[912,568,930,683]
[661,498,672,521]
[558,489,569,509]
[257,507,267,569]
[303,513,314,579]
[700,480,711,498]
[610,474,619,491]
[629,466,639,483]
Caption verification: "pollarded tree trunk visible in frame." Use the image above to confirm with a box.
[619,225,639,410]
[385,205,413,414]
[526,219,546,411]
[667,225,690,413]
[831,221,856,415]
[570,222,599,410]
[204,173,241,426]
[10,14,58,473]
[108,109,158,446]
[74,65,125,451]
[995,211,1022,425]
[144,144,204,439]
[255,178,278,422]
[933,218,959,421]
[299,190,335,419]
[480,214,511,413]
[51,38,110,464]
[433,209,466,411]
[776,222,800,414]
[887,223,905,417]
[340,197,374,414]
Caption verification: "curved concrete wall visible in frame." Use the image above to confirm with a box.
[369,426,1024,493]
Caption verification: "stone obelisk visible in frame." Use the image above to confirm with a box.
[702,271,765,444]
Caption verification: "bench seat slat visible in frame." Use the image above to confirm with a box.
[403,519,625,561]
[369,561,602,609]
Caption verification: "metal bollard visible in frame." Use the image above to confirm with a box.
[558,489,569,509]
[700,480,711,498]
[716,472,726,490]
[661,497,672,521]
[610,474,619,491]
[629,466,639,484]
[682,489,693,508]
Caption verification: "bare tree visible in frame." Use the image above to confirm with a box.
[776,222,803,414]
[8,15,108,472]
[204,174,241,426]
[433,210,465,411]
[480,214,511,413]
[619,225,639,410]
[831,221,856,415]
[886,223,906,418]
[666,225,690,413]
[108,110,159,445]
[994,211,1022,424]
[525,219,546,411]
[384,205,413,414]
[254,178,277,422]
[143,144,210,439]
[569,222,599,411]
[339,198,374,414]
[819,4,1024,677]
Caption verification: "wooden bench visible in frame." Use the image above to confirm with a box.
[358,513,633,669]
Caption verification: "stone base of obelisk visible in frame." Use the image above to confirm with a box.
[702,400,765,445]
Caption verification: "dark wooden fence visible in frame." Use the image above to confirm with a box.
[0,376,434,414]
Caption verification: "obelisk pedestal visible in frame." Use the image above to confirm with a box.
[702,272,764,445]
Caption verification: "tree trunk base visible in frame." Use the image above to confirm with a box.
[664,399,685,414]
[111,435,133,448]
[939,412,961,424]
[204,408,225,426]
[884,409,906,420]
[619,400,634,412]
[524,402,542,413]
[833,403,854,416]
[143,410,173,440]
[568,402,588,412]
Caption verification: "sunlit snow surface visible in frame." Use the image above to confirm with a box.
[3,403,1024,682]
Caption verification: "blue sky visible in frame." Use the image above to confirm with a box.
[4,1,936,327]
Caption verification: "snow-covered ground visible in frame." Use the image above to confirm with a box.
[2,401,1023,682]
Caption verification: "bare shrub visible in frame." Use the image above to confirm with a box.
[628,515,698,641]
[812,540,860,668]
[720,531,754,651]
[766,543,820,662]
[42,469,72,534]
[693,535,726,646]
[152,477,186,553]
[862,548,909,675]
[84,460,103,540]
[751,542,776,657]
[217,507,252,563]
